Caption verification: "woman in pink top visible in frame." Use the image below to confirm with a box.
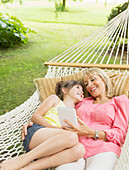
[62,68,129,170]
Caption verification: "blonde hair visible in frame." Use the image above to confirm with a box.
[81,68,113,98]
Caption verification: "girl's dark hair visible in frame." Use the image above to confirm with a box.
[55,80,83,100]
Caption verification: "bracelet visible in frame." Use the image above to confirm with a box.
[94,130,99,140]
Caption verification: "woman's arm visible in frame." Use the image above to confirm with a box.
[63,118,107,140]
[103,95,129,145]
[76,118,107,140]
[31,95,60,128]
[66,95,129,143]
[63,95,129,142]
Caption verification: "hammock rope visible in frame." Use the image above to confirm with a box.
[45,6,129,78]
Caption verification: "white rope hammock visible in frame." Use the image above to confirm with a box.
[45,5,129,78]
[1,5,129,170]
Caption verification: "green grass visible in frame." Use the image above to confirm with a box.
[0,0,113,115]
[1,0,110,26]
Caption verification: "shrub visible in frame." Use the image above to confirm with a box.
[108,2,128,21]
[0,13,36,48]
[1,0,22,4]
[1,0,10,3]
[107,2,128,49]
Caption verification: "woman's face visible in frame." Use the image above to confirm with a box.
[83,74,106,98]
[67,84,84,103]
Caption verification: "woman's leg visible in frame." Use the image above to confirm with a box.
[86,152,119,170]
[21,143,85,170]
[1,128,79,170]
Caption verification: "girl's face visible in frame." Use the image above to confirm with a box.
[84,74,106,98]
[67,84,84,103]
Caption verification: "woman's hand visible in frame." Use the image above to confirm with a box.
[21,121,33,141]
[62,117,95,137]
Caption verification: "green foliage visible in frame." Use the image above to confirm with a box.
[107,2,128,47]
[49,0,67,12]
[55,0,66,12]
[0,13,36,48]
[108,2,128,21]
[50,0,81,13]
[1,0,22,4]
[1,0,10,3]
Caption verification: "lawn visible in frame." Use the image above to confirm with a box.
[0,0,113,115]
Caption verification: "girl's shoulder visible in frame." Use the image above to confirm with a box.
[44,95,60,106]
[48,94,59,100]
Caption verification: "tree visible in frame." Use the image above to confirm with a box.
[52,0,81,12]
[53,0,109,13]
[52,0,67,12]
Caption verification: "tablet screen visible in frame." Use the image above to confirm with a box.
[57,107,78,127]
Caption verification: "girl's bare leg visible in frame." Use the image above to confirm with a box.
[1,128,79,170]
[20,143,85,170]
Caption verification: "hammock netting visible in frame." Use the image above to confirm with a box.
[0,5,129,170]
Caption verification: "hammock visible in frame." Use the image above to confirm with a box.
[45,5,129,78]
[0,6,129,170]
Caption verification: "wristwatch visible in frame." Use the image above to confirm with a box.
[94,130,99,140]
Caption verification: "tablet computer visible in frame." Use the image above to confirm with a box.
[57,107,78,127]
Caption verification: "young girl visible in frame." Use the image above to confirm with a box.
[1,80,85,170]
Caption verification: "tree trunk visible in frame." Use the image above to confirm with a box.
[62,0,66,9]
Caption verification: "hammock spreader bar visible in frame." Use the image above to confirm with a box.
[44,62,129,70]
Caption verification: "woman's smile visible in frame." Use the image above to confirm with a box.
[84,74,106,99]
[90,87,97,92]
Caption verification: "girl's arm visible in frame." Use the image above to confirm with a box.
[31,95,60,128]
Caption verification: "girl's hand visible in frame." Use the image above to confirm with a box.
[63,117,95,137]
[21,121,33,141]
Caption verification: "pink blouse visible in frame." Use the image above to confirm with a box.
[75,95,129,159]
